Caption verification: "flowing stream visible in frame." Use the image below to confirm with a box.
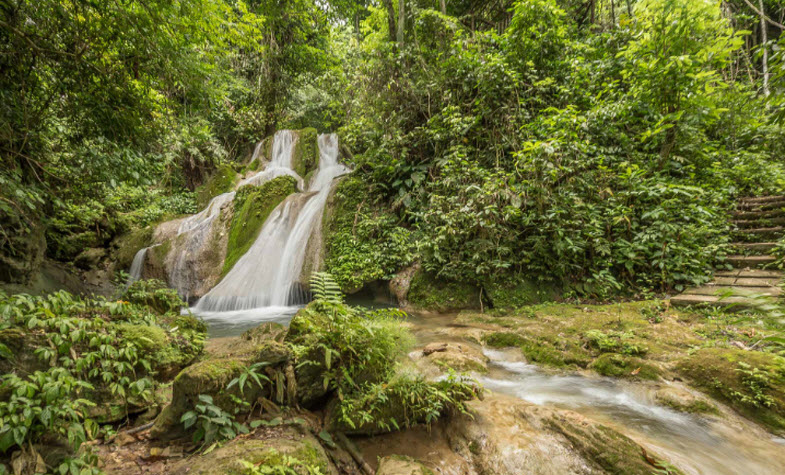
[406,314,785,475]
[192,133,348,334]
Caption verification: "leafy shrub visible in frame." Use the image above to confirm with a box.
[122,278,187,314]
[181,394,249,447]
[0,289,205,468]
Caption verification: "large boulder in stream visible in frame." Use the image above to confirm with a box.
[167,425,336,475]
[151,323,294,439]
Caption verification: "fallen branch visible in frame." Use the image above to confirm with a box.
[335,432,373,475]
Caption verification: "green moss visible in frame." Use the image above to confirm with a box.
[483,332,527,348]
[484,276,561,311]
[548,414,676,474]
[291,128,319,178]
[655,393,719,415]
[196,164,236,208]
[222,176,298,275]
[676,348,785,433]
[590,353,660,380]
[408,270,479,312]
[117,323,167,352]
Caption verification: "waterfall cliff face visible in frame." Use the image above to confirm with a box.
[161,130,301,300]
[193,133,347,321]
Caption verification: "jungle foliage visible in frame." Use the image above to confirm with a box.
[0,282,205,470]
[326,0,785,299]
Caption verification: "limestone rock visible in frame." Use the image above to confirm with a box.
[389,263,420,306]
[446,394,667,475]
[377,456,433,475]
[420,342,488,373]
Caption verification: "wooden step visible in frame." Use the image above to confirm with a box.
[686,285,781,297]
[713,276,781,287]
[739,195,785,204]
[670,294,756,308]
[737,201,785,212]
[731,242,777,254]
[715,268,782,278]
[731,209,785,220]
[726,255,776,269]
[733,216,785,229]
[732,227,785,240]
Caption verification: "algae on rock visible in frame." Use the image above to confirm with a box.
[223,176,298,276]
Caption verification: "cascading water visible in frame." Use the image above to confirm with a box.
[167,130,302,299]
[126,244,159,286]
[192,133,348,332]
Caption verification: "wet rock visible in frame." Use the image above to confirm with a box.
[74,247,107,269]
[389,263,420,307]
[168,426,336,475]
[654,384,719,415]
[446,394,667,475]
[377,455,433,475]
[420,342,488,373]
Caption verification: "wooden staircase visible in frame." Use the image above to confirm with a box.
[671,196,784,308]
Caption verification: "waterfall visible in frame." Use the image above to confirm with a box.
[126,244,159,287]
[193,133,348,324]
[167,131,300,299]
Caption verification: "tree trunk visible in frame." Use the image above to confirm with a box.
[611,0,616,26]
[397,0,405,45]
[440,0,446,15]
[659,125,677,169]
[626,0,633,16]
[760,0,770,96]
[381,0,396,42]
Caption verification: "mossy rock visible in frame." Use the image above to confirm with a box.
[407,270,480,313]
[483,276,561,311]
[151,342,293,439]
[244,322,288,343]
[117,323,168,352]
[482,331,592,369]
[589,353,660,380]
[291,128,319,179]
[196,164,237,208]
[223,176,298,276]
[546,410,674,474]
[676,348,785,433]
[112,226,154,270]
[175,427,334,475]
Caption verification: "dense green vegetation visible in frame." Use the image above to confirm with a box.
[3,0,785,473]
[3,0,785,300]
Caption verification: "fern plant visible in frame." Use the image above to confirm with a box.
[310,272,344,304]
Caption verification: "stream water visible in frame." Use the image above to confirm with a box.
[406,313,785,475]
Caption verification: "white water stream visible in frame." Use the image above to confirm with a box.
[478,348,785,475]
[192,133,348,331]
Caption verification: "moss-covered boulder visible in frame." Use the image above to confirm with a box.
[291,128,320,179]
[169,426,335,475]
[676,348,785,433]
[223,176,298,275]
[112,226,154,270]
[150,339,293,439]
[196,163,237,208]
[407,270,480,313]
